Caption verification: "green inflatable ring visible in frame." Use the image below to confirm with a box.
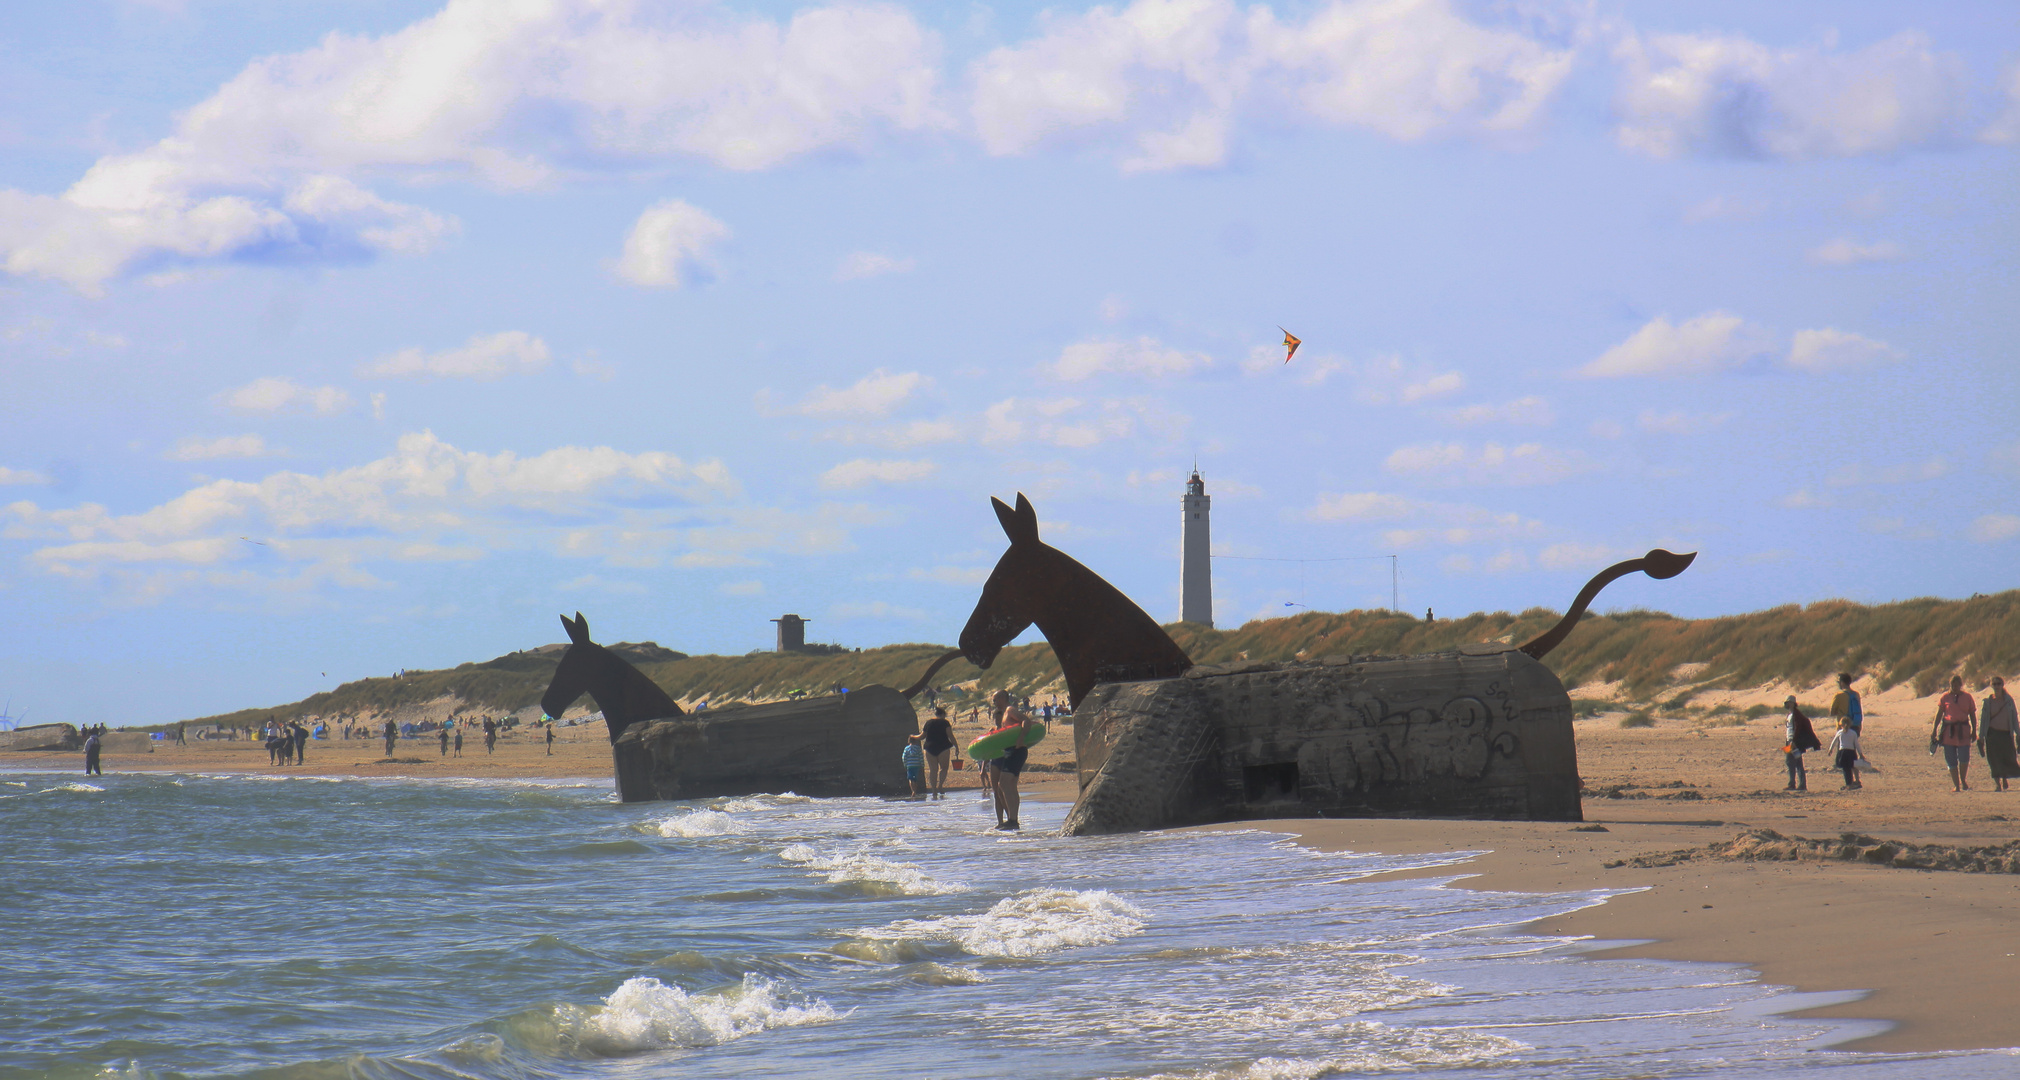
[967,720,1046,761]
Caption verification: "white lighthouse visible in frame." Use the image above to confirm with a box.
[1181,468,1213,627]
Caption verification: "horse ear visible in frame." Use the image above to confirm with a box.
[561,613,589,644]
[993,493,1041,546]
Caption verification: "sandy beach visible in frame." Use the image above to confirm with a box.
[10,691,2017,1055]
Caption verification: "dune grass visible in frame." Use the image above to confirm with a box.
[178,590,2020,727]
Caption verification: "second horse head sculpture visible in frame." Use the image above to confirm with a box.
[540,612,683,743]
[954,493,1192,708]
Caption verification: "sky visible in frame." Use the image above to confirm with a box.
[2,0,2017,728]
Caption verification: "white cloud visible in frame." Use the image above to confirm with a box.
[1969,514,2020,543]
[775,369,930,419]
[615,199,729,288]
[1307,492,1419,521]
[1441,549,1529,575]
[718,579,766,596]
[980,396,1187,449]
[835,251,916,281]
[0,467,51,485]
[361,331,550,379]
[0,1,941,292]
[1398,371,1465,402]
[216,377,353,416]
[1777,488,1830,509]
[1444,396,1554,427]
[1538,543,1630,570]
[0,431,827,598]
[815,418,964,450]
[830,599,929,620]
[1051,336,1211,381]
[165,435,279,461]
[1787,327,1901,371]
[1582,312,1771,377]
[818,458,938,489]
[1305,491,1542,550]
[1807,238,1904,265]
[970,0,1574,171]
[1383,441,1598,485]
[1612,29,1970,160]
[1588,419,1625,439]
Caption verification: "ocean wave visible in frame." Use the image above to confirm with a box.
[554,975,836,1055]
[714,794,813,813]
[649,809,745,838]
[778,843,965,896]
[1108,1023,1523,1078]
[854,888,1145,958]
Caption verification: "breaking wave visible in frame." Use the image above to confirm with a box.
[854,888,1145,958]
[778,843,965,896]
[554,975,836,1055]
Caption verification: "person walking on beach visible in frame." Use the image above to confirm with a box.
[1830,673,1863,733]
[545,722,555,756]
[989,690,1039,831]
[921,706,954,797]
[1979,676,2019,793]
[483,718,497,755]
[382,718,397,757]
[82,729,102,776]
[438,727,449,757]
[453,726,463,757]
[1826,718,1863,789]
[175,721,186,747]
[1934,675,1978,791]
[902,734,925,796]
[1783,696,1821,791]
[291,722,308,766]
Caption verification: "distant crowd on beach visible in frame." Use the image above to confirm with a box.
[1781,672,2019,793]
[901,690,1067,831]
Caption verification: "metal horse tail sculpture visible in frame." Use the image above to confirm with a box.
[1518,548,1697,660]
[539,612,684,742]
[954,493,1192,709]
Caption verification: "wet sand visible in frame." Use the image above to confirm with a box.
[1203,709,2020,1054]
[13,705,2016,1053]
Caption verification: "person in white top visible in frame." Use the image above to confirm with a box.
[1826,719,1863,790]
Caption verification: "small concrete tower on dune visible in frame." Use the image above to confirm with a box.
[1181,468,1213,627]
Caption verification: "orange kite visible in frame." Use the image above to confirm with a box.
[1279,327,1301,364]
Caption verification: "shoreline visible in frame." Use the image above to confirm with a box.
[13,724,2018,1055]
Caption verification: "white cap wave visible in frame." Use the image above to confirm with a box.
[555,975,836,1054]
[855,888,1145,958]
[779,842,966,896]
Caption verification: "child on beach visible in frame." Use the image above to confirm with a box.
[1827,719,1863,789]
[901,734,925,796]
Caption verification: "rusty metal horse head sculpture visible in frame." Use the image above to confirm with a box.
[940,493,1192,708]
[540,612,683,742]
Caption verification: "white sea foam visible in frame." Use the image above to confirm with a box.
[715,794,813,813]
[1109,1023,1522,1078]
[778,843,966,896]
[649,810,745,838]
[555,975,836,1054]
[856,888,1145,958]
[49,782,104,793]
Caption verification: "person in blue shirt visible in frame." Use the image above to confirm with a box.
[1830,673,1863,733]
[901,734,925,796]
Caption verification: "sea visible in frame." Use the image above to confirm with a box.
[2,770,2014,1080]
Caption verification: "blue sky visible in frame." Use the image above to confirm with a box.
[3,0,2017,727]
